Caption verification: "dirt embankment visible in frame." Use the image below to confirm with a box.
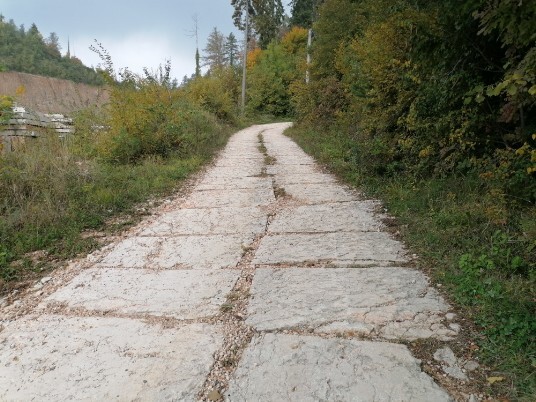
[0,71,109,115]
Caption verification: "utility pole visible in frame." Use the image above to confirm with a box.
[306,28,312,84]
[241,0,249,114]
[306,0,315,84]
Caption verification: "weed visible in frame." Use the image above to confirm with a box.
[264,155,277,165]
[273,185,287,199]
[257,135,268,155]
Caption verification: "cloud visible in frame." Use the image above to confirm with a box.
[70,32,196,81]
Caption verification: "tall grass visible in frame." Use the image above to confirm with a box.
[0,124,230,287]
[1,65,236,289]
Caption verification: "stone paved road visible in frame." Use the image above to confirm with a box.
[0,123,463,401]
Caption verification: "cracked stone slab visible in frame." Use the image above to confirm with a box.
[227,334,453,401]
[182,188,275,208]
[98,235,250,269]
[266,163,318,176]
[269,202,383,233]
[267,154,316,165]
[246,268,456,340]
[0,315,222,401]
[195,177,273,191]
[96,237,161,268]
[45,268,239,319]
[281,183,357,203]
[138,207,268,236]
[275,173,336,185]
[253,232,407,266]
[213,158,264,168]
[202,165,262,180]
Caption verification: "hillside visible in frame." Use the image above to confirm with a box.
[0,71,108,114]
[0,15,103,86]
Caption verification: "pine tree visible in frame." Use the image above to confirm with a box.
[289,0,318,28]
[0,17,103,84]
[231,0,284,49]
[44,32,61,58]
[195,48,201,77]
[202,27,227,71]
[224,33,240,66]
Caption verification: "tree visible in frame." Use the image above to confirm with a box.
[224,33,240,67]
[310,0,365,78]
[44,32,61,58]
[0,17,103,84]
[289,0,319,28]
[202,27,227,71]
[231,0,285,49]
[247,27,308,116]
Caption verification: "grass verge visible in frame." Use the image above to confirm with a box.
[285,124,535,400]
[0,127,232,293]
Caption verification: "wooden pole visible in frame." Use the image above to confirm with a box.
[241,0,249,115]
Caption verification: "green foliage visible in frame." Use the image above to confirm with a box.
[0,95,13,125]
[0,49,237,288]
[183,67,240,123]
[0,133,223,284]
[289,0,320,28]
[247,28,308,117]
[225,33,240,67]
[0,15,103,85]
[231,0,285,49]
[311,0,366,78]
[286,124,536,399]
[270,0,536,396]
[203,27,228,71]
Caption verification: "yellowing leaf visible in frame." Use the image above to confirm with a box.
[487,376,505,384]
[486,86,501,97]
[506,84,518,96]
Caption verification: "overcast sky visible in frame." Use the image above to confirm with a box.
[1,0,289,80]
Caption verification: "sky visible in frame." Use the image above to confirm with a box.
[1,0,289,80]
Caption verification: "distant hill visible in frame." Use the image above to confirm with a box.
[0,15,104,86]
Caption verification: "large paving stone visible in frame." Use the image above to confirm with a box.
[182,188,274,208]
[46,268,239,319]
[246,268,456,340]
[213,157,264,167]
[266,163,318,176]
[266,152,316,165]
[195,177,273,191]
[253,232,407,266]
[99,235,249,269]
[138,207,268,236]
[270,202,383,233]
[154,235,249,269]
[227,334,453,402]
[97,237,161,268]
[0,315,222,401]
[281,183,357,203]
[202,165,261,179]
[275,173,336,185]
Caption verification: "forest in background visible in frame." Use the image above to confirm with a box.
[0,15,104,85]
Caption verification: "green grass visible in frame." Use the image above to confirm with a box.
[0,126,231,290]
[286,124,536,400]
